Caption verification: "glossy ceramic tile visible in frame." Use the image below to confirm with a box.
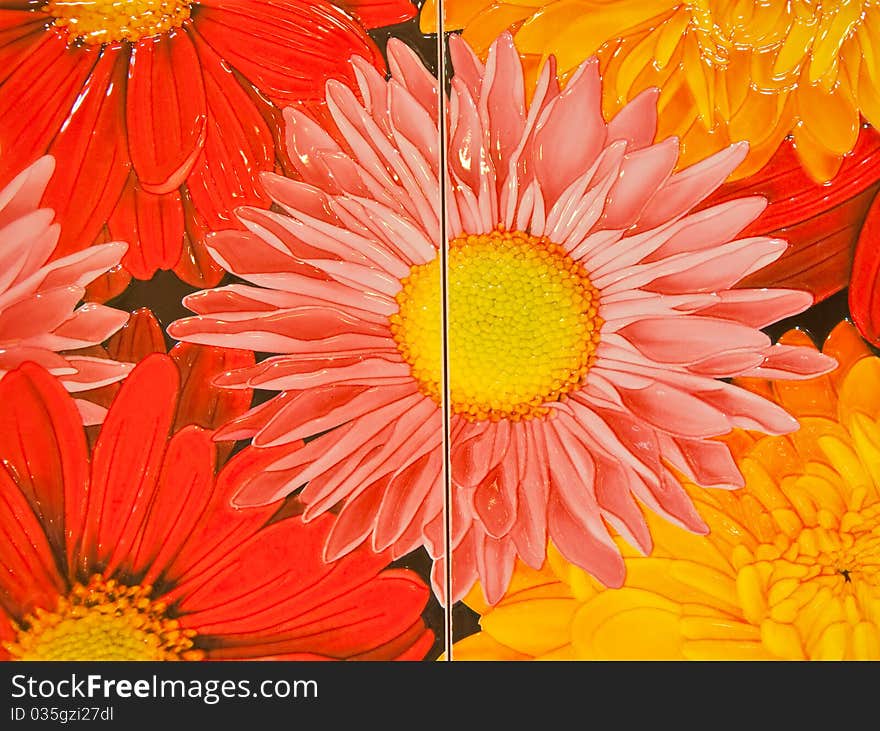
[1,0,879,663]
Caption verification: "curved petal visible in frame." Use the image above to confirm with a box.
[44,47,130,260]
[131,426,217,585]
[0,362,88,568]
[126,30,206,194]
[76,355,178,576]
[169,341,255,438]
[108,178,184,280]
[193,0,383,105]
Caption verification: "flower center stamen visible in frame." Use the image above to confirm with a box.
[391,229,602,422]
[735,503,880,657]
[45,0,192,45]
[4,574,203,661]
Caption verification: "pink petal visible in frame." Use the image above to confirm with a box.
[606,88,659,151]
[619,316,770,365]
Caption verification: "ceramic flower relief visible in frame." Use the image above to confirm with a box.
[169,33,837,606]
[0,155,130,423]
[0,356,433,661]
[456,323,880,660]
[0,0,416,295]
[422,0,880,182]
[77,307,256,456]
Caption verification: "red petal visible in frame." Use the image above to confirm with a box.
[337,0,416,28]
[83,262,132,304]
[0,466,65,621]
[173,186,225,287]
[349,621,433,660]
[0,363,89,571]
[108,177,185,279]
[203,571,431,658]
[177,514,430,659]
[702,127,880,302]
[851,190,880,346]
[44,46,131,260]
[105,307,166,362]
[131,426,217,584]
[126,30,207,194]
[169,341,255,434]
[158,442,295,590]
[0,32,97,189]
[76,355,178,577]
[192,0,383,106]
[184,32,273,232]
[0,11,47,85]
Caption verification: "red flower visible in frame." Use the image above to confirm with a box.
[0,0,415,297]
[0,355,432,660]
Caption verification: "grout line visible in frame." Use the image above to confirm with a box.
[435,0,454,662]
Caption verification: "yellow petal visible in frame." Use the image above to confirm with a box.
[773,17,817,79]
[808,0,861,84]
[813,621,850,660]
[462,4,539,57]
[681,34,714,127]
[655,8,690,68]
[535,645,576,660]
[482,598,581,656]
[849,414,880,498]
[823,322,872,390]
[795,78,860,156]
[516,0,676,71]
[791,120,846,182]
[857,9,880,86]
[760,619,807,659]
[852,622,880,659]
[682,639,774,660]
[817,434,872,503]
[680,616,760,642]
[451,632,533,661]
[668,560,740,611]
[421,0,490,33]
[736,564,770,625]
[839,357,880,426]
[613,29,662,105]
[646,508,732,573]
[571,589,685,659]
[738,457,792,512]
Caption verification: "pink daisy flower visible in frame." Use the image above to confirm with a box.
[169,33,836,605]
[0,156,130,424]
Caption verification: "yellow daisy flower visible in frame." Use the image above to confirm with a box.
[423,0,880,182]
[455,322,880,660]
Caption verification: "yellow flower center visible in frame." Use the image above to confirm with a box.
[735,502,880,659]
[5,575,203,661]
[390,229,602,422]
[44,0,192,45]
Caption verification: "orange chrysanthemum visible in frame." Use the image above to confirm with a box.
[456,322,880,660]
[423,0,880,182]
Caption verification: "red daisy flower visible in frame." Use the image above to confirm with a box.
[0,0,415,298]
[0,354,432,660]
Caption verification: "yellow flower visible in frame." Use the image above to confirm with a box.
[455,322,880,660]
[423,0,880,182]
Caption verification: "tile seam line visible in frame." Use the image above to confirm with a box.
[435,0,454,662]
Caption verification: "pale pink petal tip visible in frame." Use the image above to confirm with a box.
[0,160,131,422]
